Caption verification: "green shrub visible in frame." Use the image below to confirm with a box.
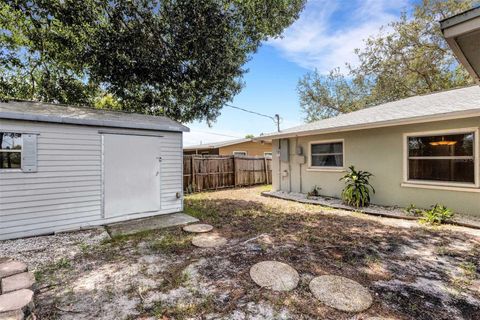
[404,204,423,216]
[339,166,375,207]
[420,204,454,225]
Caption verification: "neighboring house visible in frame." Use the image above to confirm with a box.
[0,100,189,240]
[184,138,272,157]
[256,86,480,217]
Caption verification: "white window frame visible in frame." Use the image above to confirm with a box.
[307,139,345,172]
[233,151,247,156]
[264,152,272,158]
[0,132,22,172]
[402,127,480,190]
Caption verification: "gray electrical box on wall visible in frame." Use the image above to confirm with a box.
[280,139,289,162]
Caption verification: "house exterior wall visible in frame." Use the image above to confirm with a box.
[272,117,480,216]
[219,141,272,156]
[0,119,183,240]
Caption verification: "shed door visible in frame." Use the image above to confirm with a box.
[103,134,161,218]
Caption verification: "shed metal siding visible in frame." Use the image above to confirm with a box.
[0,119,183,240]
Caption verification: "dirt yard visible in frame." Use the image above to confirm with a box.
[1,186,480,320]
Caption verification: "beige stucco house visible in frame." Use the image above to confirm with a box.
[184,138,272,157]
[256,86,480,217]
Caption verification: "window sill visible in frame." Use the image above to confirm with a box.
[306,167,346,172]
[401,182,480,193]
[0,169,22,173]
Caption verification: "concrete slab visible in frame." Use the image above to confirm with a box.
[0,261,27,280]
[1,272,35,294]
[0,289,33,313]
[107,213,199,237]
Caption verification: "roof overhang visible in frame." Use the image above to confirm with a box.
[253,108,480,142]
[441,7,480,84]
[183,146,216,151]
[0,110,190,132]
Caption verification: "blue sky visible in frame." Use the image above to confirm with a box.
[184,0,414,146]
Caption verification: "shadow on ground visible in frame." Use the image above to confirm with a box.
[3,186,479,319]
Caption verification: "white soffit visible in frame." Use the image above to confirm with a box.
[441,7,480,83]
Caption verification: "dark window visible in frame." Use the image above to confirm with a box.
[311,141,343,167]
[0,132,22,169]
[407,132,475,184]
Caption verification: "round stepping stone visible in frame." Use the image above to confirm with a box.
[191,234,227,248]
[0,289,34,313]
[0,261,27,279]
[0,309,24,320]
[183,224,213,233]
[309,275,373,312]
[1,272,35,294]
[250,261,299,291]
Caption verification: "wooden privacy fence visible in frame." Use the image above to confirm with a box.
[184,155,272,193]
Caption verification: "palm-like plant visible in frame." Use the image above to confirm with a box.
[340,166,375,207]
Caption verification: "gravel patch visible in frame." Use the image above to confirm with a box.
[0,228,110,270]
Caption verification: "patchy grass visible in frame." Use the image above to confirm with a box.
[5,186,480,320]
[148,231,193,254]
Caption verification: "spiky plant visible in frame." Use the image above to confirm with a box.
[340,166,375,207]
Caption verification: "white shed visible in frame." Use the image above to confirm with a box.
[0,100,189,240]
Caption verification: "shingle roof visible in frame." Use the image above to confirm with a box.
[257,86,480,140]
[184,138,252,150]
[0,100,189,132]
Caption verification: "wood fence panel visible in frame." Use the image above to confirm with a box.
[183,155,272,193]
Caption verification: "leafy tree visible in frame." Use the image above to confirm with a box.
[245,134,255,138]
[298,0,474,122]
[0,0,305,123]
[297,68,370,121]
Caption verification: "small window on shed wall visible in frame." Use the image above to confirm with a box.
[0,132,38,172]
[0,132,22,169]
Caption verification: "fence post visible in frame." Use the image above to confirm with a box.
[233,156,237,187]
[191,156,196,192]
[264,157,269,184]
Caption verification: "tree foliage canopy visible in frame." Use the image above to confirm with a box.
[0,0,305,123]
[298,0,475,123]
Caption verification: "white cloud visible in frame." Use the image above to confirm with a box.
[268,0,409,73]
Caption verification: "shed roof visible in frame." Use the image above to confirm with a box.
[256,86,480,141]
[0,100,189,132]
[184,138,254,150]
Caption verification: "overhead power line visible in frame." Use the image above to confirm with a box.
[190,129,243,139]
[225,104,275,121]
[225,104,281,132]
